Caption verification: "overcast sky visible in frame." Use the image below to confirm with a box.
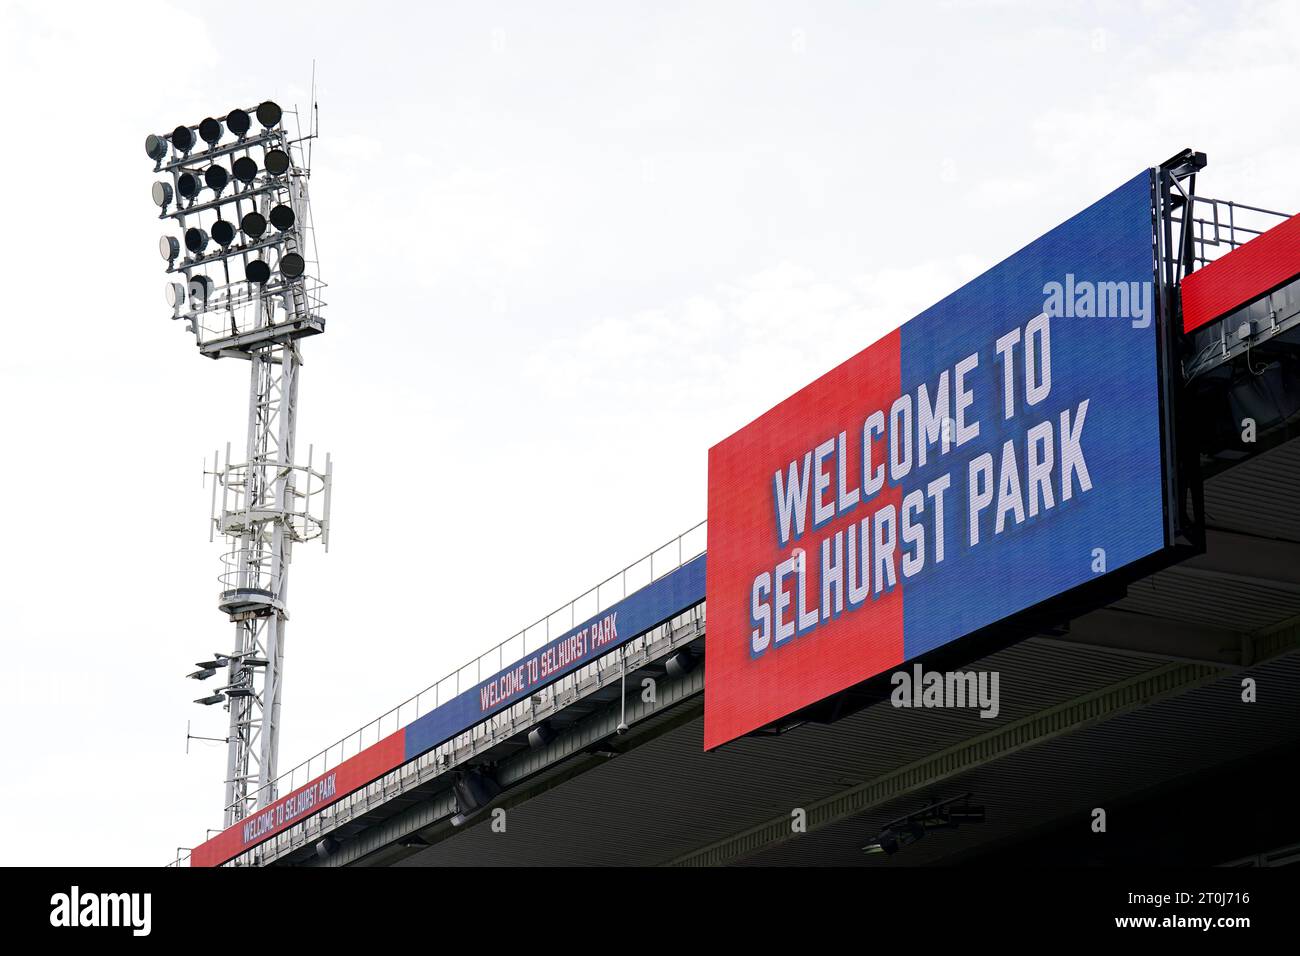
[1,0,1297,865]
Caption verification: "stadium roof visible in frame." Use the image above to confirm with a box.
[271,438,1300,866]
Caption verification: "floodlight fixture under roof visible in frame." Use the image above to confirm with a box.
[863,827,899,855]
[528,723,556,749]
[211,219,236,247]
[145,133,168,162]
[280,252,306,280]
[172,124,195,154]
[948,805,986,824]
[269,204,295,232]
[232,156,258,183]
[264,148,290,177]
[227,108,251,137]
[862,821,925,856]
[245,259,271,284]
[861,793,981,855]
[151,180,173,209]
[256,100,282,129]
[198,116,223,145]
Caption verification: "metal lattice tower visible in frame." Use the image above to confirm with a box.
[146,100,331,829]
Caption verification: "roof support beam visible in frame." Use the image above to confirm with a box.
[1028,607,1245,666]
[1188,529,1300,589]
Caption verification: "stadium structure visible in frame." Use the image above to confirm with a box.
[150,124,1300,867]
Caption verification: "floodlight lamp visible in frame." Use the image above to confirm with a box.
[264,148,290,177]
[256,100,282,129]
[1163,148,1208,180]
[211,219,236,247]
[198,116,222,146]
[177,171,203,202]
[151,181,173,210]
[528,723,556,749]
[922,812,959,831]
[862,827,901,855]
[227,108,251,137]
[145,133,168,162]
[159,235,179,262]
[194,693,224,706]
[241,211,267,240]
[245,259,271,284]
[171,125,195,154]
[269,204,295,232]
[184,227,209,255]
[204,164,229,195]
[189,274,214,307]
[664,649,698,679]
[863,819,927,855]
[165,282,186,309]
[232,156,258,184]
[280,252,305,280]
[187,667,217,680]
[224,686,256,699]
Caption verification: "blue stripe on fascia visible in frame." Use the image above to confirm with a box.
[403,554,707,760]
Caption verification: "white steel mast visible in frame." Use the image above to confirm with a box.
[146,100,331,830]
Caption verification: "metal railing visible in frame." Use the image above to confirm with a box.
[205,519,707,838]
[187,274,328,345]
[218,546,280,593]
[168,597,708,868]
[214,456,331,536]
[1171,195,1291,275]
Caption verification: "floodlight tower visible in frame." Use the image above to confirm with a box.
[144,101,332,828]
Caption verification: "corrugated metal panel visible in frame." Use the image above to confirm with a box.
[1113,570,1300,631]
[1204,438,1300,542]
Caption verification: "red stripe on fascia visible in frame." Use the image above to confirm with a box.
[1182,212,1300,333]
[190,728,406,867]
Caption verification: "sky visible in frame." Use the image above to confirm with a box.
[1,0,1297,865]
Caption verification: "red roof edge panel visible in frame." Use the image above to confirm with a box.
[1182,212,1300,333]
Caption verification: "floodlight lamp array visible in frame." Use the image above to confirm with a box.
[145,101,318,326]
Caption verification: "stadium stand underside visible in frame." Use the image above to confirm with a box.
[273,434,1300,867]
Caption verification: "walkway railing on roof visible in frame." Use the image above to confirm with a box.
[185,519,707,858]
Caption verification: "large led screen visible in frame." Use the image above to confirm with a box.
[705,171,1170,749]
